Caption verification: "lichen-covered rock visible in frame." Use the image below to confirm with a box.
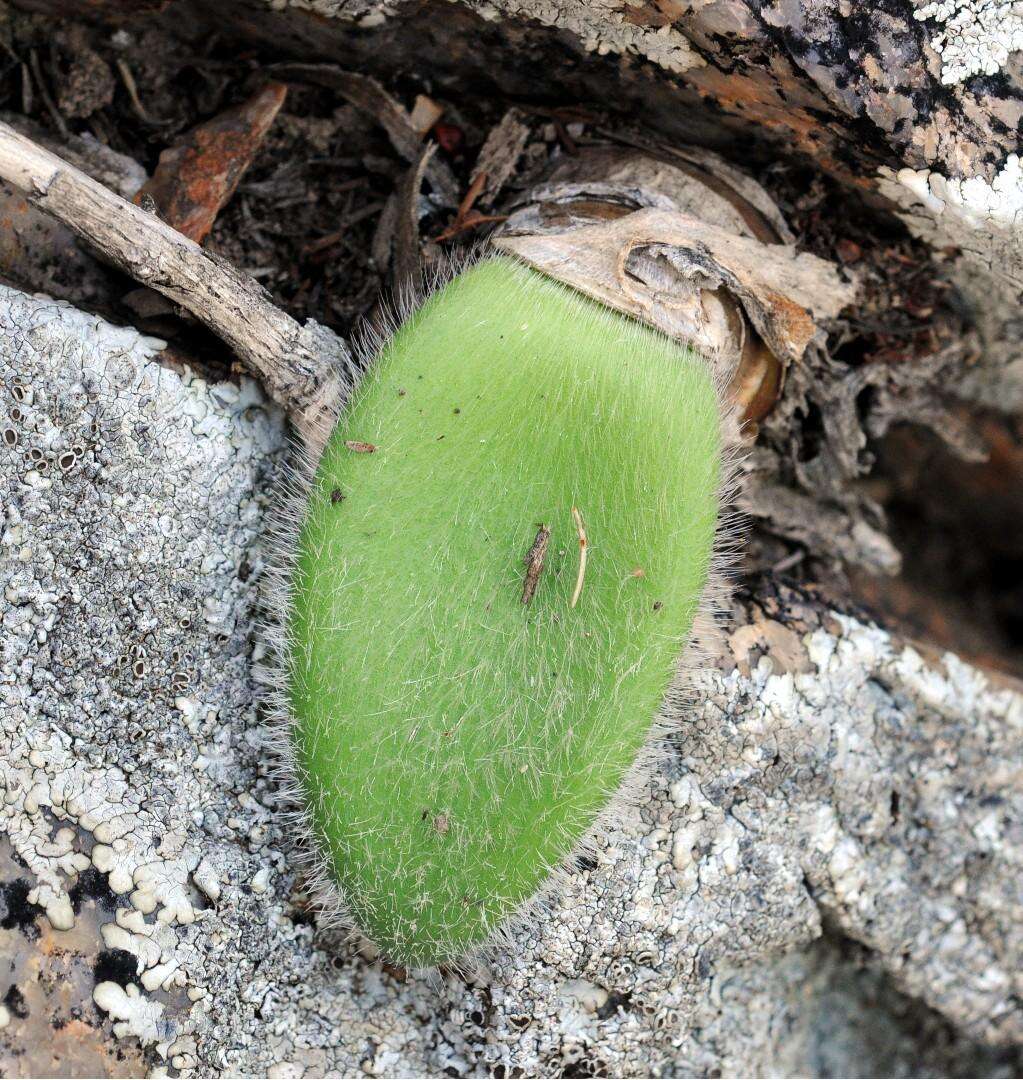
[2,287,1022,1076]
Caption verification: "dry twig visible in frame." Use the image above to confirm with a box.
[0,120,347,448]
[431,171,508,244]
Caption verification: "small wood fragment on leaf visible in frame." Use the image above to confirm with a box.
[570,507,588,609]
[345,440,377,453]
[522,524,551,605]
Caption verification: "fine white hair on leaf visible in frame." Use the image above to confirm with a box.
[255,247,745,972]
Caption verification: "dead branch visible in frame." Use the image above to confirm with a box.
[0,119,347,447]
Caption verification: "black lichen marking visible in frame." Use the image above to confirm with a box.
[0,879,42,934]
[741,0,1023,175]
[596,990,633,1020]
[69,867,119,915]
[3,985,28,1019]
[561,1058,609,1078]
[93,949,138,988]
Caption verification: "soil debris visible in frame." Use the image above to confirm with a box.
[134,82,288,243]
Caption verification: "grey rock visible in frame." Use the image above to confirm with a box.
[1,286,1022,1076]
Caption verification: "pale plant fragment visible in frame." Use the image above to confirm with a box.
[570,507,588,610]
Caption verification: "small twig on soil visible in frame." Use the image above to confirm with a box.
[394,141,437,284]
[20,62,32,116]
[522,524,551,605]
[553,117,578,156]
[115,58,151,123]
[431,172,507,244]
[571,507,588,609]
[28,49,68,139]
[432,210,508,244]
[0,120,347,448]
[300,201,386,258]
[457,171,488,220]
[270,63,458,208]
